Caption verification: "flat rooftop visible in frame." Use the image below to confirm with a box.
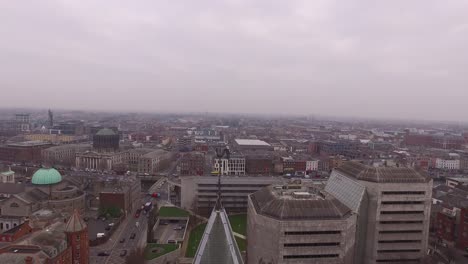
[7,141,51,147]
[336,161,428,183]
[250,184,351,220]
[235,139,271,146]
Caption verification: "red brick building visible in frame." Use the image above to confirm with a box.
[179,152,205,176]
[245,155,273,175]
[0,141,51,163]
[0,222,32,242]
[436,208,457,244]
[457,208,468,250]
[65,210,89,264]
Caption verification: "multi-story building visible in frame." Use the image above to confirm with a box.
[247,183,356,264]
[137,149,172,174]
[0,141,52,164]
[435,158,460,170]
[213,153,245,176]
[233,139,273,152]
[326,161,433,263]
[98,176,141,216]
[178,152,205,176]
[179,176,285,215]
[306,159,319,172]
[15,114,30,132]
[245,153,274,175]
[124,148,155,172]
[42,144,92,166]
[24,134,87,144]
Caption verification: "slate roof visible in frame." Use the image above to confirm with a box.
[0,183,25,195]
[65,210,87,233]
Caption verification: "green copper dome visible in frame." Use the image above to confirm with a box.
[31,168,62,185]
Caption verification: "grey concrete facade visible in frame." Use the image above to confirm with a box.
[327,162,433,264]
[247,185,356,264]
[179,176,285,215]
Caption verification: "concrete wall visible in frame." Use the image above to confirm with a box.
[359,180,433,263]
[247,197,356,264]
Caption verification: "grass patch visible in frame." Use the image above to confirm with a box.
[185,223,206,257]
[235,236,246,252]
[229,214,247,236]
[144,243,179,260]
[159,206,189,218]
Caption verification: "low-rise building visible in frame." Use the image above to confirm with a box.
[179,176,285,215]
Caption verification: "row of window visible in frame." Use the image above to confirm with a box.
[381,201,424,205]
[284,242,340,247]
[284,231,341,235]
[377,249,420,253]
[380,221,423,224]
[382,191,425,195]
[283,254,339,259]
[378,240,421,244]
[379,230,422,234]
[376,259,420,263]
[380,211,424,215]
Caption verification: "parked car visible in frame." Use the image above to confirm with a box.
[98,252,110,257]
[120,250,127,257]
[130,233,136,239]
[119,238,125,243]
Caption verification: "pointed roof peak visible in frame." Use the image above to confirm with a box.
[65,210,87,233]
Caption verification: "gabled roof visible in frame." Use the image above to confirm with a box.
[193,208,243,264]
[65,210,87,233]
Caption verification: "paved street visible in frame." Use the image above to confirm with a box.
[89,181,170,264]
[89,203,150,264]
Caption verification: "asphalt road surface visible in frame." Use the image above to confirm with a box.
[90,204,150,264]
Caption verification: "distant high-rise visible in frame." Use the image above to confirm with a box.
[15,113,30,132]
[48,109,54,128]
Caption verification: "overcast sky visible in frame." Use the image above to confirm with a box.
[1,1,468,121]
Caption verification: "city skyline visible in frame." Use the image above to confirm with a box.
[2,1,468,121]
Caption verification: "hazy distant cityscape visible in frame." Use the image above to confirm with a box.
[0,108,467,263]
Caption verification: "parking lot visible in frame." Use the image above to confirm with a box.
[154,220,187,243]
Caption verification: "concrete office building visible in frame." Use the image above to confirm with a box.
[325,161,433,264]
[179,176,285,215]
[247,183,356,264]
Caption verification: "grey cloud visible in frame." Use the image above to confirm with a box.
[1,0,468,121]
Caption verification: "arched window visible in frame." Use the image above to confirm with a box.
[10,203,19,208]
